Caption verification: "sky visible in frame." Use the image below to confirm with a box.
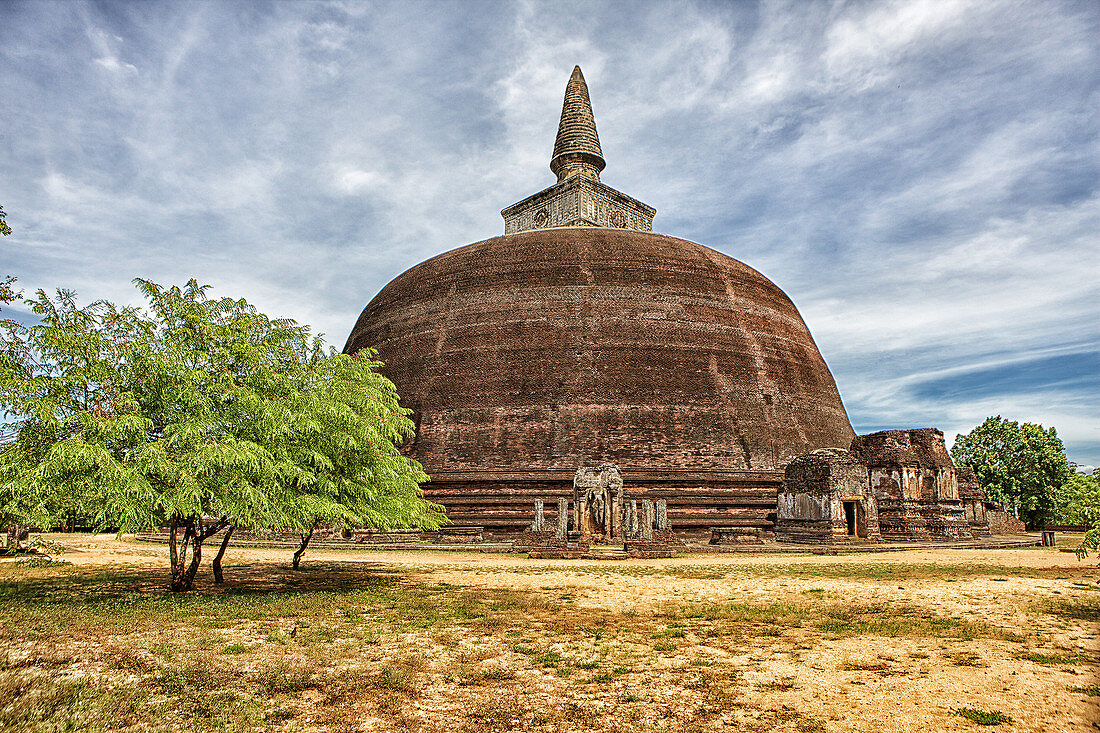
[1,0,1097,468]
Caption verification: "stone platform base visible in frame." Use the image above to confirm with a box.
[425,469,784,534]
[135,529,1039,555]
[690,534,1039,553]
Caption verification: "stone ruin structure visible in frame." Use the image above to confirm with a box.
[343,66,1026,547]
[774,429,1024,545]
[513,464,680,557]
[957,467,991,538]
[774,448,882,544]
[572,463,623,541]
[849,428,970,541]
[513,497,591,559]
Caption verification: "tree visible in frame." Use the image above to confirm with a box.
[951,416,1074,530]
[0,279,445,590]
[1058,472,1100,528]
[1056,470,1100,560]
[0,276,18,306]
[0,204,11,236]
[1,275,33,551]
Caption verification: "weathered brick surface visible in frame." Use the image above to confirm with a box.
[415,470,784,534]
[343,67,856,536]
[345,228,854,477]
[849,429,971,541]
[774,448,881,544]
[986,509,1027,535]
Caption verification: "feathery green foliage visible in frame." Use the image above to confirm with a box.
[0,276,18,306]
[0,279,444,589]
[1075,527,1100,561]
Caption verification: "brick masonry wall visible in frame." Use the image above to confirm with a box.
[346,228,855,477]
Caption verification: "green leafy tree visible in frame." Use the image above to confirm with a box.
[1059,472,1100,527]
[951,416,1074,530]
[1057,471,1100,560]
[0,205,11,236]
[0,279,444,590]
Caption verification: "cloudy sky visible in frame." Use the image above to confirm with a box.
[2,0,1097,467]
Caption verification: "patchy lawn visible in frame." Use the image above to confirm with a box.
[1,536,1097,732]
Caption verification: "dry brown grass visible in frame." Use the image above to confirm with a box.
[0,537,1097,732]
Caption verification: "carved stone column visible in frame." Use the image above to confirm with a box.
[556,497,568,540]
[656,499,668,531]
[641,500,655,540]
[533,499,545,532]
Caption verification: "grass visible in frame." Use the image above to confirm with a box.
[1020,650,1089,665]
[945,650,987,667]
[953,707,1015,725]
[1068,685,1100,696]
[815,602,1004,640]
[1,545,1095,733]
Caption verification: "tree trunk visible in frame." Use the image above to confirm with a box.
[168,516,229,592]
[168,515,178,570]
[169,516,197,592]
[15,525,29,551]
[212,524,235,584]
[292,521,319,570]
[184,516,205,586]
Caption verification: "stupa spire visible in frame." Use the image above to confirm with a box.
[500,65,654,234]
[550,66,606,183]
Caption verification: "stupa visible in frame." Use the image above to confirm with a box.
[345,67,856,535]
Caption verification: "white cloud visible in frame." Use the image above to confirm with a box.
[823,0,976,88]
[93,55,137,74]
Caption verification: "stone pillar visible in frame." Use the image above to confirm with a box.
[641,500,655,540]
[577,497,590,537]
[656,499,668,531]
[556,498,568,541]
[533,499,545,532]
[627,500,639,539]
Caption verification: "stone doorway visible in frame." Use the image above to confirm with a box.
[843,501,859,537]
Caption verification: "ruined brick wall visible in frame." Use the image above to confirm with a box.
[849,429,971,541]
[956,466,991,536]
[774,448,880,544]
[421,469,783,534]
[986,508,1027,535]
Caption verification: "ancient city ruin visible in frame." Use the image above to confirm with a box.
[344,67,1024,549]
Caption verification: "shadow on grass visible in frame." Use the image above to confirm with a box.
[0,561,412,638]
[0,559,569,642]
[1038,597,1100,623]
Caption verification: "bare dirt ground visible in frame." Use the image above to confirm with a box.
[2,534,1097,732]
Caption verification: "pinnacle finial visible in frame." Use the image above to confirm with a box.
[550,66,606,183]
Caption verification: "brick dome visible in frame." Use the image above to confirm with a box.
[344,227,855,476]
